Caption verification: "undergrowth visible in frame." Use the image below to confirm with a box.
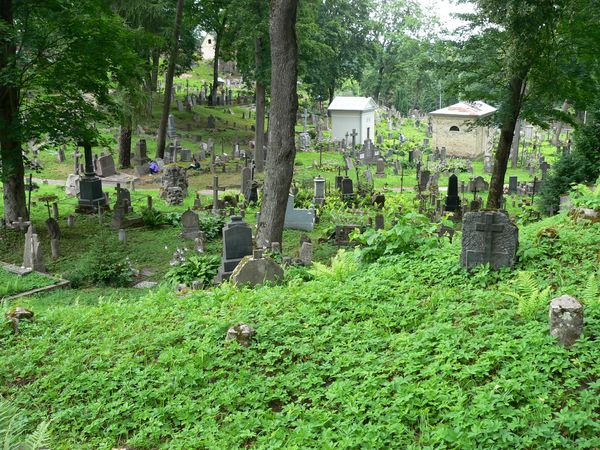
[0,214,598,449]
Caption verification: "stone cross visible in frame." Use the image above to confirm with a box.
[11,217,31,232]
[475,213,504,261]
[350,128,358,152]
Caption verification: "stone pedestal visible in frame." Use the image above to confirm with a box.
[549,295,583,348]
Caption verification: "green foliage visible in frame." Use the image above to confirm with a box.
[539,105,600,212]
[504,272,551,320]
[570,181,600,210]
[0,398,50,450]
[351,212,438,262]
[308,249,359,281]
[164,253,220,287]
[198,213,227,240]
[66,237,133,288]
[0,270,56,299]
[140,207,166,229]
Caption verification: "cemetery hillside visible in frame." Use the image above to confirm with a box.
[0,0,599,448]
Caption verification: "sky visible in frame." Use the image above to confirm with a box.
[418,0,476,36]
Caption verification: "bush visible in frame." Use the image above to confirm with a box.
[66,237,133,288]
[164,253,220,287]
[198,214,226,240]
[540,103,600,212]
[350,212,439,263]
[140,207,166,229]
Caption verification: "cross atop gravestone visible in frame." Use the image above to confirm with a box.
[460,211,518,270]
[350,128,358,152]
[11,217,31,232]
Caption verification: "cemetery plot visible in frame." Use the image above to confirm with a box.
[0,265,67,300]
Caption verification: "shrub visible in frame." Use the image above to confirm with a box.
[66,237,133,288]
[140,207,166,229]
[539,103,600,212]
[164,253,220,288]
[350,212,438,263]
[198,214,226,240]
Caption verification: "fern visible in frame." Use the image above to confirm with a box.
[0,398,50,450]
[504,272,552,320]
[309,249,359,282]
[581,272,599,304]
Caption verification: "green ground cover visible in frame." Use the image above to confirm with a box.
[1,213,598,448]
[0,268,57,299]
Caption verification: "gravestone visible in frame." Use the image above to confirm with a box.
[22,226,45,272]
[376,158,386,177]
[96,154,117,177]
[444,174,461,212]
[46,218,60,259]
[207,115,216,129]
[215,216,253,282]
[160,165,188,203]
[65,173,80,196]
[133,139,150,176]
[549,295,583,348]
[179,148,192,162]
[284,194,316,231]
[313,176,325,206]
[418,170,430,192]
[509,176,518,195]
[299,242,313,266]
[231,251,284,287]
[57,146,66,163]
[341,177,354,199]
[375,213,384,230]
[181,209,200,240]
[469,176,489,192]
[364,169,373,184]
[167,114,177,138]
[460,211,518,270]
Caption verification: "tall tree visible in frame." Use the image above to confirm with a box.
[156,0,185,159]
[0,0,142,222]
[256,0,298,247]
[454,0,600,208]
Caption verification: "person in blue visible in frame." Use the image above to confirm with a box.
[148,161,159,174]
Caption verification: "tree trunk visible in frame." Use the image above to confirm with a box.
[551,99,569,146]
[254,36,265,172]
[256,0,298,248]
[0,0,26,222]
[328,86,334,104]
[487,77,524,209]
[210,28,223,107]
[374,62,384,103]
[510,117,522,168]
[145,48,161,118]
[156,0,184,159]
[119,115,132,168]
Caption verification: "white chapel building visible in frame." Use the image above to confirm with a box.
[429,101,497,158]
[328,96,378,144]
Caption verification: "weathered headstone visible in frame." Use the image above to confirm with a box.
[460,211,518,270]
[231,251,284,287]
[549,295,583,348]
[376,158,386,177]
[160,165,188,204]
[22,226,45,272]
[313,176,325,206]
[299,242,313,266]
[283,194,316,231]
[181,209,200,240]
[508,176,518,195]
[95,154,117,177]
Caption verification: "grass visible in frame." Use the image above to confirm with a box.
[0,214,598,448]
[0,268,57,299]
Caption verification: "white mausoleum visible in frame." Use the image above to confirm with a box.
[429,101,497,158]
[328,96,378,144]
[201,34,216,61]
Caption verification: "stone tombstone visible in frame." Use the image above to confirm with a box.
[440,147,447,161]
[231,253,284,287]
[375,213,384,230]
[444,174,461,212]
[460,211,518,271]
[65,173,80,196]
[313,176,325,206]
[240,166,252,197]
[376,158,386,177]
[116,185,132,213]
[341,177,354,197]
[167,114,177,138]
[181,209,200,240]
[216,216,253,282]
[299,242,313,266]
[284,194,316,231]
[364,169,373,184]
[408,150,414,163]
[133,139,149,166]
[177,99,184,112]
[45,218,60,240]
[23,226,45,272]
[549,295,583,348]
[57,146,66,163]
[96,154,117,177]
[419,170,430,192]
[207,115,216,129]
[469,176,489,193]
[160,165,188,202]
[67,214,76,228]
[179,148,192,162]
[483,155,493,173]
[509,176,518,195]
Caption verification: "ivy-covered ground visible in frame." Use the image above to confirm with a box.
[1,212,598,449]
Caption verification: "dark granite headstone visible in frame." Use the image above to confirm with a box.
[508,176,518,195]
[216,216,253,282]
[444,174,461,212]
